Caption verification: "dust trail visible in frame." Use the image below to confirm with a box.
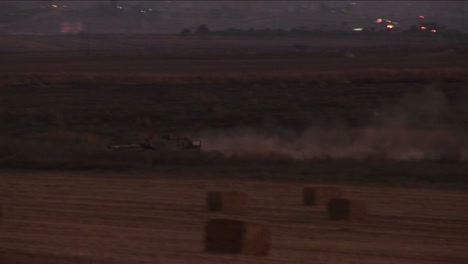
[200,87,468,161]
[201,127,465,161]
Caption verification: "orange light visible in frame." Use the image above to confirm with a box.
[375,18,383,23]
[431,29,437,33]
[420,26,427,30]
[419,15,425,19]
[386,24,394,29]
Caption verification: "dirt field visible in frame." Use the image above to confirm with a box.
[1,171,467,264]
[0,34,467,263]
[1,34,467,75]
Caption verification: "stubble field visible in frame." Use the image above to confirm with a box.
[1,171,467,264]
[0,34,467,263]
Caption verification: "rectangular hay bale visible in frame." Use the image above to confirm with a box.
[205,218,270,256]
[303,186,343,206]
[207,191,247,212]
[327,198,367,221]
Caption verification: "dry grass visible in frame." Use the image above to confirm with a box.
[0,172,467,263]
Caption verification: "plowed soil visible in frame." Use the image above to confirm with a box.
[1,171,467,264]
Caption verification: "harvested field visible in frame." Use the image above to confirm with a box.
[206,191,247,212]
[0,34,467,263]
[303,186,343,206]
[1,35,468,170]
[0,171,467,264]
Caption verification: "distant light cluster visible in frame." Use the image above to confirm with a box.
[364,15,438,33]
[115,5,154,15]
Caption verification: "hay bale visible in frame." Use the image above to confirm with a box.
[207,191,247,212]
[327,198,367,221]
[303,186,343,206]
[205,218,270,256]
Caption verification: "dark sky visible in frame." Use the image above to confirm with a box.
[1,1,467,33]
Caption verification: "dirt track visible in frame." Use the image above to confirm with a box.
[0,171,467,264]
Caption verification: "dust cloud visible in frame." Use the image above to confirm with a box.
[200,87,467,161]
